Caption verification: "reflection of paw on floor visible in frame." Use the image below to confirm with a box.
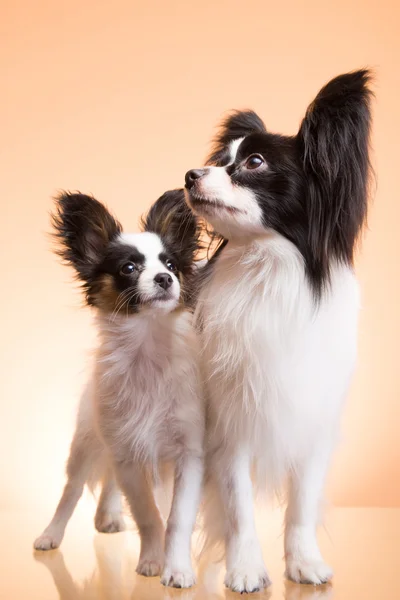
[284,580,333,600]
[34,533,126,600]
[33,524,335,600]
[34,550,93,600]
[34,531,201,600]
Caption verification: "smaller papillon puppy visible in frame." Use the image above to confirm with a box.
[34,190,204,589]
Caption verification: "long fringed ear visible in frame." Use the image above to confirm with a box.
[142,189,201,273]
[205,110,266,165]
[297,69,373,281]
[51,191,122,282]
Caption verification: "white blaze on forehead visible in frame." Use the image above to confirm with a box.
[228,137,245,164]
[119,231,164,259]
[118,231,180,305]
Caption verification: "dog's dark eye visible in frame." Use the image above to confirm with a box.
[244,154,265,170]
[120,262,135,275]
[166,259,177,273]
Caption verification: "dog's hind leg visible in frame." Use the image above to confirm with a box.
[33,428,94,551]
[94,467,126,534]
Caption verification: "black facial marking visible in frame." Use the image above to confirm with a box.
[89,243,146,312]
[206,110,267,166]
[142,189,202,306]
[197,70,372,299]
[158,252,178,273]
[52,189,201,313]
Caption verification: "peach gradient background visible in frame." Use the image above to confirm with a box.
[1,0,399,512]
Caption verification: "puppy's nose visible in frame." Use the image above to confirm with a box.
[185,168,206,190]
[154,273,173,290]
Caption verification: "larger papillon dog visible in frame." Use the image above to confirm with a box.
[184,70,372,592]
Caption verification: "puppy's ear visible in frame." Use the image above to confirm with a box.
[51,192,122,281]
[142,189,200,273]
[297,69,373,275]
[206,110,266,165]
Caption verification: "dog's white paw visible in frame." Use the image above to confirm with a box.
[285,558,333,585]
[95,511,126,534]
[33,532,62,551]
[224,565,271,594]
[136,558,163,577]
[161,566,196,588]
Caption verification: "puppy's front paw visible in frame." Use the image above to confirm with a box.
[224,565,271,594]
[33,532,62,551]
[95,511,126,533]
[136,525,164,577]
[285,558,333,585]
[161,566,196,589]
[136,558,163,577]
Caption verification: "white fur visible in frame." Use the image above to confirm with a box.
[197,233,359,591]
[34,236,204,589]
[119,232,180,310]
[228,137,244,163]
[192,167,264,238]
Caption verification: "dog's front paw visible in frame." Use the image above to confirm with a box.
[95,511,126,533]
[224,565,271,594]
[161,566,196,588]
[136,558,163,577]
[285,557,333,585]
[136,526,165,577]
[33,531,63,551]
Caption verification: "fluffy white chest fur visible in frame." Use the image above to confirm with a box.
[35,309,205,589]
[93,310,204,466]
[198,234,359,487]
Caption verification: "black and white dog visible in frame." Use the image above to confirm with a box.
[185,70,372,592]
[34,190,204,589]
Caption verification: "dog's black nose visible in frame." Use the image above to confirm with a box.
[154,273,173,290]
[185,169,206,190]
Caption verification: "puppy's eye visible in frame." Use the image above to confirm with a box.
[166,259,177,273]
[244,154,265,170]
[120,262,135,275]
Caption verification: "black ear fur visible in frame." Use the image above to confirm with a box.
[142,189,201,273]
[297,69,373,289]
[51,191,122,282]
[206,110,266,165]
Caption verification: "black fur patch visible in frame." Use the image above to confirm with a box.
[51,190,201,312]
[206,110,267,166]
[51,192,122,305]
[142,189,202,306]
[297,69,373,291]
[202,70,373,298]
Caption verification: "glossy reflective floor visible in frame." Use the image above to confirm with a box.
[3,506,399,599]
